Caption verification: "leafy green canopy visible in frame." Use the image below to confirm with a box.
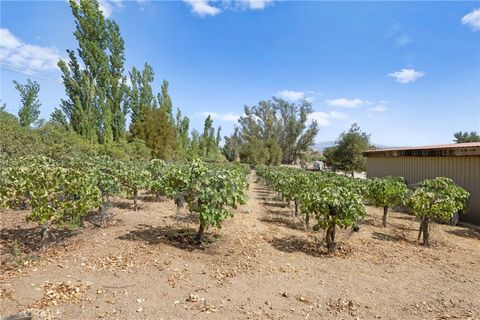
[366,176,408,208]
[0,157,101,227]
[453,131,480,143]
[324,123,372,174]
[407,177,469,221]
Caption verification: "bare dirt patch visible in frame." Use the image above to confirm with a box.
[1,173,479,319]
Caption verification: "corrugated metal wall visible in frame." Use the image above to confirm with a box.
[366,156,480,225]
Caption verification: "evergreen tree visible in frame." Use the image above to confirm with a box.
[130,107,176,159]
[13,79,41,127]
[327,123,372,175]
[453,131,480,143]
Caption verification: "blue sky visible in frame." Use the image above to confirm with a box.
[1,0,479,146]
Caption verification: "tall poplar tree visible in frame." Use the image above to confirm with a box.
[13,79,41,127]
[158,80,173,120]
[58,0,127,143]
[128,63,156,129]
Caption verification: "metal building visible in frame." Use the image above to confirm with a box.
[363,142,480,225]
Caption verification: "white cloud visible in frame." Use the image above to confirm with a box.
[0,28,21,49]
[388,68,425,83]
[308,111,348,127]
[200,111,240,122]
[183,0,221,16]
[325,98,365,108]
[0,28,62,75]
[369,105,388,112]
[243,0,273,10]
[308,112,331,126]
[462,8,480,31]
[98,0,123,18]
[278,90,305,101]
[184,0,274,16]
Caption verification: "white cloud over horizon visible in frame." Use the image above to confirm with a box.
[325,98,365,108]
[308,110,348,127]
[278,90,305,101]
[388,68,425,83]
[98,0,123,18]
[199,111,240,122]
[183,0,221,16]
[183,0,274,16]
[242,0,273,10]
[0,28,63,76]
[462,8,480,31]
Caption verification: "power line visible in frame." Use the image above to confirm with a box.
[0,59,61,79]
[0,63,63,84]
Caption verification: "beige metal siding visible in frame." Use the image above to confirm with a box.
[366,156,480,225]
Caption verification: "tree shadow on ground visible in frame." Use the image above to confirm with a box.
[83,210,123,228]
[262,201,289,208]
[167,212,199,224]
[118,224,217,251]
[0,226,79,269]
[394,215,417,222]
[111,200,134,210]
[260,216,303,231]
[446,227,480,240]
[361,216,417,231]
[371,230,415,244]
[142,195,167,203]
[268,235,326,257]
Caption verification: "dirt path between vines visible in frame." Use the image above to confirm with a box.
[1,172,480,320]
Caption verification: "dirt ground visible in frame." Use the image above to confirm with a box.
[1,173,480,320]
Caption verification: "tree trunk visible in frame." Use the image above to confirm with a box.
[40,221,51,251]
[196,222,205,243]
[304,212,310,230]
[421,217,430,246]
[326,205,338,253]
[326,225,337,254]
[133,189,138,211]
[382,206,388,227]
[99,205,106,228]
[294,199,299,217]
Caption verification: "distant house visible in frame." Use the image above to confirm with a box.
[363,143,480,225]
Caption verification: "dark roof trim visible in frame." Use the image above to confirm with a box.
[363,142,480,157]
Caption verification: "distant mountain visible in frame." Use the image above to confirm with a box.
[314,141,336,151]
[314,141,398,151]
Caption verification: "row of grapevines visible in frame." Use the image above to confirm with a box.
[257,166,366,253]
[1,156,249,246]
[256,165,469,250]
